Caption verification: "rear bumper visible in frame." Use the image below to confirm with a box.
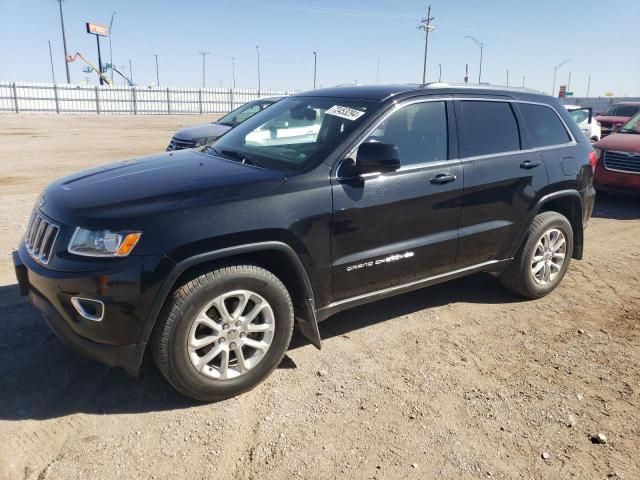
[13,247,167,374]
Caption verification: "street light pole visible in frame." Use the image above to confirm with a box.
[552,59,570,97]
[48,41,56,83]
[522,75,526,88]
[465,35,484,84]
[154,54,160,86]
[438,63,442,82]
[108,11,116,84]
[232,57,236,90]
[128,59,133,85]
[586,74,591,98]
[198,51,210,88]
[313,51,318,89]
[256,46,261,95]
[506,69,509,87]
[57,0,71,83]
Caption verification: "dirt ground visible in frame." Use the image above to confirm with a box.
[0,114,639,480]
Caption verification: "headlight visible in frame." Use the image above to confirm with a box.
[68,228,142,257]
[193,136,217,147]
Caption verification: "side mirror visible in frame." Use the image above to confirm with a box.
[356,142,401,174]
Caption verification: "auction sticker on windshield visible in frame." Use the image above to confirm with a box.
[325,105,365,121]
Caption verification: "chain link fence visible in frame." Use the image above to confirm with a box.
[0,82,298,115]
[562,96,640,114]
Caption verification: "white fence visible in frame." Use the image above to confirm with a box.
[0,82,298,115]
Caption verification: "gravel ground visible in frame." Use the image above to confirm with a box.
[0,114,639,480]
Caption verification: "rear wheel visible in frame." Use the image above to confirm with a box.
[501,211,574,299]
[152,265,294,401]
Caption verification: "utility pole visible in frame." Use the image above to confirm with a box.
[522,75,526,88]
[464,64,469,84]
[198,51,210,88]
[48,41,56,83]
[438,63,442,82]
[586,74,591,97]
[418,5,435,84]
[376,56,380,84]
[256,46,261,95]
[129,59,133,84]
[465,35,484,84]
[108,12,116,84]
[96,36,105,85]
[506,69,509,87]
[57,0,71,83]
[154,54,160,86]
[231,57,236,90]
[313,51,318,89]
[552,59,570,97]
[567,71,572,92]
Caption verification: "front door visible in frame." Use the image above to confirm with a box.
[331,99,462,302]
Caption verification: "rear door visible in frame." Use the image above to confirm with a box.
[454,98,549,267]
[331,98,462,302]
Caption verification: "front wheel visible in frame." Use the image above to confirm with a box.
[500,211,574,299]
[152,265,294,401]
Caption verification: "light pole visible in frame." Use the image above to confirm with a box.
[465,35,483,84]
[154,54,160,86]
[129,59,133,85]
[438,63,442,82]
[552,59,570,97]
[522,75,526,88]
[57,0,71,83]
[48,41,56,83]
[586,74,591,97]
[108,11,116,84]
[506,69,509,87]
[198,51,210,88]
[231,57,236,90]
[313,51,318,89]
[256,46,261,95]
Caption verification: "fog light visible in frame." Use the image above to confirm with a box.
[71,297,104,322]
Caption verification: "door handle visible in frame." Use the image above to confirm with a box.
[430,173,457,185]
[520,160,541,169]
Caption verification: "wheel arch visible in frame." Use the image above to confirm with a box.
[137,242,322,370]
[528,190,584,260]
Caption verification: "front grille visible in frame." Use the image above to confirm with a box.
[166,137,196,151]
[24,211,60,265]
[604,150,640,174]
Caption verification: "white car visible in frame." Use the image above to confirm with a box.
[564,105,601,143]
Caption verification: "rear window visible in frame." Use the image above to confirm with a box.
[458,101,521,157]
[519,103,572,148]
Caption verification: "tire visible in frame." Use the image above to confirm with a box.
[152,265,294,402]
[500,211,574,299]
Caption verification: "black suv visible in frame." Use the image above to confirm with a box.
[14,84,596,401]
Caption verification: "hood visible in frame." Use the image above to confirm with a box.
[173,122,232,141]
[41,148,286,227]
[594,115,630,125]
[595,132,640,154]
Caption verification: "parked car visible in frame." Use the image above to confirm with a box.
[14,84,596,401]
[593,111,640,194]
[564,105,601,143]
[595,102,640,137]
[166,96,285,151]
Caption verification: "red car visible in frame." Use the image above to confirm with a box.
[595,102,640,137]
[593,112,640,194]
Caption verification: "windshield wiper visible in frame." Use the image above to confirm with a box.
[220,149,262,167]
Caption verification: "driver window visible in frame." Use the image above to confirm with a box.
[365,101,448,166]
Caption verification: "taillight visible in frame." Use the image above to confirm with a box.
[588,150,598,170]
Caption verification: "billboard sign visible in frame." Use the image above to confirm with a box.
[86,22,109,36]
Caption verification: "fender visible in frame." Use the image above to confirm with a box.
[137,241,322,366]
[514,189,584,260]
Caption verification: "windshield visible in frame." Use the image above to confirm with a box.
[216,99,276,127]
[602,105,640,117]
[208,96,380,172]
[619,112,640,134]
[569,109,590,125]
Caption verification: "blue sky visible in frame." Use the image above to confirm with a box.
[1,0,638,96]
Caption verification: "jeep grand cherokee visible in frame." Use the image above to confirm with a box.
[14,84,596,401]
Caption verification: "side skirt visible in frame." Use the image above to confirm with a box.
[316,259,512,322]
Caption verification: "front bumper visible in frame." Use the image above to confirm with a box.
[594,162,640,194]
[13,246,169,374]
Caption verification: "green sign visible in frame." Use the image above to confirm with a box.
[566,92,574,97]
